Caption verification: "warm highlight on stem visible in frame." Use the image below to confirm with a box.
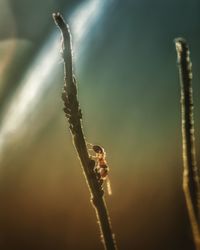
[53,12,117,250]
[175,37,200,249]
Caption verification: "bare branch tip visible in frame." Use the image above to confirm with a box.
[52,12,68,28]
[174,37,188,52]
[52,12,60,22]
[52,12,71,41]
[174,37,187,45]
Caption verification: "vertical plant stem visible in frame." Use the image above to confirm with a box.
[175,38,200,249]
[53,13,117,250]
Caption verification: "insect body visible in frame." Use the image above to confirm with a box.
[92,145,112,195]
[92,145,109,180]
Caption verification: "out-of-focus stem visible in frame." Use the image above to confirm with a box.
[53,12,117,250]
[175,37,200,249]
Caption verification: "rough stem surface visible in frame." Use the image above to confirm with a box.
[53,12,117,250]
[175,37,200,249]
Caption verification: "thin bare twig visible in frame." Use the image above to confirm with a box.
[53,12,117,250]
[175,38,200,249]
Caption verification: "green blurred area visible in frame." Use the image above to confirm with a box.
[0,0,200,249]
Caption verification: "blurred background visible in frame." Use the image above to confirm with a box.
[0,0,200,249]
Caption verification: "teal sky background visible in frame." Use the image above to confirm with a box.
[0,0,200,249]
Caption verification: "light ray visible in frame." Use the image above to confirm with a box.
[0,0,109,160]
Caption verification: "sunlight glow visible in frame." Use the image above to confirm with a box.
[70,0,106,50]
[0,0,108,159]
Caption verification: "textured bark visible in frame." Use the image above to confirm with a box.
[53,13,117,250]
[175,38,200,249]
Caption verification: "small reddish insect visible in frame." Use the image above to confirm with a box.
[92,145,109,179]
[91,144,112,195]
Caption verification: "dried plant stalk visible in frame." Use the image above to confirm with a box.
[53,13,117,250]
[175,38,200,249]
